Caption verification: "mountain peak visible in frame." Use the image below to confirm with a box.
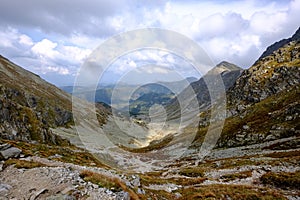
[207,61,242,75]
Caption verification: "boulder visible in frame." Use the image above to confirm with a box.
[0,146,22,160]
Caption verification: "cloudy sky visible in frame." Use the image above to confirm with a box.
[0,0,299,86]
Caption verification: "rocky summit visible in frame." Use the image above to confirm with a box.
[0,27,300,199]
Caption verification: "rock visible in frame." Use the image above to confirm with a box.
[242,125,250,130]
[265,134,277,141]
[0,184,12,196]
[29,188,48,200]
[130,175,140,187]
[0,161,4,171]
[137,188,145,195]
[116,191,130,200]
[174,192,182,199]
[0,143,11,151]
[285,116,293,121]
[0,147,22,160]
[46,194,76,200]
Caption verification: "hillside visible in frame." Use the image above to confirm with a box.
[0,55,73,144]
[166,61,243,119]
[193,30,300,149]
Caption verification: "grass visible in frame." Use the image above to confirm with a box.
[80,170,122,192]
[265,150,300,158]
[80,170,140,200]
[177,184,286,200]
[3,139,109,168]
[260,171,300,189]
[142,184,286,199]
[4,158,46,169]
[140,174,207,187]
[220,171,252,182]
[179,167,205,177]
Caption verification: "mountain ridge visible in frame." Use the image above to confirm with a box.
[258,27,300,61]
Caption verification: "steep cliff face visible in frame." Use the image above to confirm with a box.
[0,55,73,144]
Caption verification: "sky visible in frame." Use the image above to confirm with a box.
[0,0,299,86]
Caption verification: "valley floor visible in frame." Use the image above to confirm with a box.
[0,135,299,199]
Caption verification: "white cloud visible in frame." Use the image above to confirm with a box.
[19,34,33,46]
[0,0,299,85]
[31,39,58,59]
[0,28,19,48]
[137,65,171,74]
[44,66,70,75]
[60,45,91,63]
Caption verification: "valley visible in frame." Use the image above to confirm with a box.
[0,26,299,200]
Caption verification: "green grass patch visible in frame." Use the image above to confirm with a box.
[80,170,122,192]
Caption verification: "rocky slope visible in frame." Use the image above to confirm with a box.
[0,55,113,146]
[0,55,73,144]
[193,28,300,149]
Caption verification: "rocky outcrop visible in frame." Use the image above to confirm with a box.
[227,40,300,112]
[0,162,129,199]
[192,28,300,149]
[217,32,300,148]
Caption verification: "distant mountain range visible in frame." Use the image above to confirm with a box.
[60,77,197,111]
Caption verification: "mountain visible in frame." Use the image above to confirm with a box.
[0,55,73,144]
[258,27,300,60]
[166,61,243,119]
[0,55,111,145]
[129,91,175,116]
[193,28,300,149]
[156,77,197,93]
